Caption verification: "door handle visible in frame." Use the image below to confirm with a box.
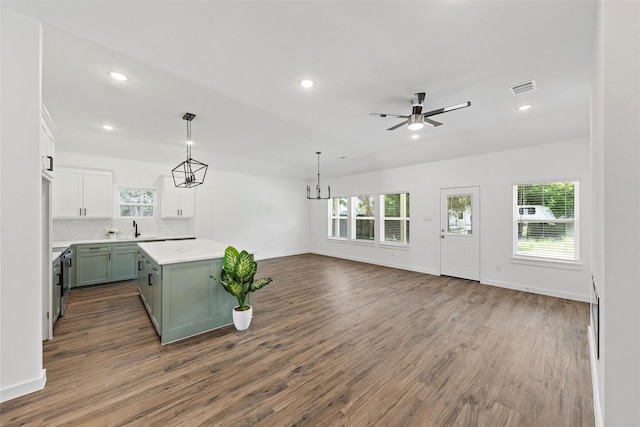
[46,156,53,171]
[440,234,445,239]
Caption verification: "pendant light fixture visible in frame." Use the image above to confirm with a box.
[307,151,331,200]
[172,113,208,188]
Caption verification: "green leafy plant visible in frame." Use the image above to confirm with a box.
[211,246,272,311]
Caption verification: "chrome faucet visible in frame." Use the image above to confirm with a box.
[133,220,140,238]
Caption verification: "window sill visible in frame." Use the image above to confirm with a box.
[510,255,583,270]
[350,240,376,247]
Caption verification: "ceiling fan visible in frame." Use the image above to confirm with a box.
[370,92,471,131]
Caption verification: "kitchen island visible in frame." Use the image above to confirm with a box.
[136,239,241,344]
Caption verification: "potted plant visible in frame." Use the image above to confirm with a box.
[105,228,120,239]
[212,246,272,331]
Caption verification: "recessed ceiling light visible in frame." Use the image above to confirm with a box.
[299,79,314,88]
[518,104,532,111]
[101,124,115,131]
[109,72,128,81]
[411,134,420,139]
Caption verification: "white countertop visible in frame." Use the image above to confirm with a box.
[52,235,196,250]
[138,239,229,265]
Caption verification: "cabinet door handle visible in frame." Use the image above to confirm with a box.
[84,208,87,216]
[68,259,72,268]
[80,208,82,216]
[148,273,152,286]
[46,156,53,171]
[108,253,111,261]
[56,273,61,286]
[138,261,142,271]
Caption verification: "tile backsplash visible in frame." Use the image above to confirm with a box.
[53,218,193,241]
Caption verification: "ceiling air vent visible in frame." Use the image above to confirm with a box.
[510,80,537,95]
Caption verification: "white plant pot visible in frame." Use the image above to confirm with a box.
[232,305,253,331]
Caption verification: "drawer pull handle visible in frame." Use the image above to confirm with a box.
[148,273,153,286]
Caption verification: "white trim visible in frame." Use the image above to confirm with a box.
[483,279,589,302]
[510,256,583,270]
[588,325,604,427]
[0,369,46,403]
[312,250,438,275]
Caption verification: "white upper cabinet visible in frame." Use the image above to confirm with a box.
[53,168,113,218]
[159,177,195,218]
[40,105,56,180]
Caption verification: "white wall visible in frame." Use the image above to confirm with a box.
[0,8,47,402]
[192,152,311,260]
[311,138,592,302]
[590,0,640,425]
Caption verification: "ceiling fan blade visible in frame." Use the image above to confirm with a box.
[387,120,409,130]
[423,117,443,127]
[422,101,471,118]
[370,113,409,119]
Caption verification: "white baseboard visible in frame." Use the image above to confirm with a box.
[588,325,604,427]
[481,279,590,302]
[254,249,310,261]
[311,250,438,275]
[0,369,46,403]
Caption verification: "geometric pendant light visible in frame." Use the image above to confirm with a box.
[172,113,208,188]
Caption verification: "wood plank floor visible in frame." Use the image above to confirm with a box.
[1,254,594,426]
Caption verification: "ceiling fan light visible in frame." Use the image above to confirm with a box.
[408,122,424,131]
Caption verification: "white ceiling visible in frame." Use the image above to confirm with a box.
[5,0,596,180]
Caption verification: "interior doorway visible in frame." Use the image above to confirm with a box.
[440,186,480,281]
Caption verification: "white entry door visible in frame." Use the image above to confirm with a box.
[440,186,480,281]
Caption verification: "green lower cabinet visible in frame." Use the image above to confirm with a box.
[76,244,112,286]
[136,249,241,345]
[112,243,138,282]
[75,242,140,287]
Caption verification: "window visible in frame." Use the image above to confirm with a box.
[329,197,348,238]
[119,188,155,217]
[381,193,410,244]
[514,181,578,261]
[353,195,375,241]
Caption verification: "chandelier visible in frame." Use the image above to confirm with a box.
[172,113,208,188]
[307,152,331,200]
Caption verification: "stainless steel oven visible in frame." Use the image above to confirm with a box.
[61,249,73,316]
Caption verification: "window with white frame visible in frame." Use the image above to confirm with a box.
[353,195,375,241]
[513,181,578,261]
[381,193,410,244]
[119,188,155,217]
[328,197,348,238]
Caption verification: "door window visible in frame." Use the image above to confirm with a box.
[447,195,472,235]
